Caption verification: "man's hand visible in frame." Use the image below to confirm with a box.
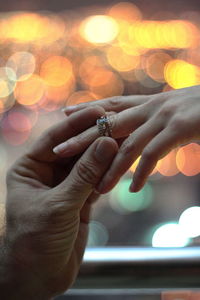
[1,106,118,299]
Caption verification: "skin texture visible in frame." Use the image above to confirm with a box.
[0,106,118,299]
[57,85,200,193]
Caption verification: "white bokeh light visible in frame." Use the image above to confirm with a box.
[6,51,36,81]
[81,15,119,44]
[152,223,189,248]
[179,206,200,238]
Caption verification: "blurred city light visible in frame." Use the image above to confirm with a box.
[176,143,200,176]
[164,59,200,89]
[110,178,153,214]
[6,51,36,82]
[152,223,190,247]
[87,221,109,247]
[80,15,119,44]
[179,206,200,238]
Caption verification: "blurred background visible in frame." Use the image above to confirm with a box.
[0,0,200,250]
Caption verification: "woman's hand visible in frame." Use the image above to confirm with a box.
[55,85,200,193]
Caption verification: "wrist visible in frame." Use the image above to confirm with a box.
[0,234,53,300]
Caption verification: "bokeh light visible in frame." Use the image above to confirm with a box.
[106,46,140,72]
[144,52,172,83]
[40,56,73,87]
[1,12,66,44]
[1,112,31,145]
[14,74,46,106]
[80,15,119,44]
[6,51,36,81]
[110,178,153,214]
[0,2,200,249]
[179,206,200,238]
[107,2,142,22]
[130,156,158,176]
[176,143,200,176]
[87,221,109,247]
[157,150,179,177]
[152,223,190,247]
[164,59,200,89]
[0,67,16,98]
[66,90,99,106]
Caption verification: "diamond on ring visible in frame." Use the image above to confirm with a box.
[96,115,112,137]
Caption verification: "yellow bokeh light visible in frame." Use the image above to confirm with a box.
[1,13,65,44]
[1,13,48,43]
[107,46,140,72]
[80,15,119,44]
[14,74,46,106]
[117,21,145,56]
[40,56,73,87]
[164,59,200,89]
[176,143,200,176]
[130,156,157,175]
[130,20,198,50]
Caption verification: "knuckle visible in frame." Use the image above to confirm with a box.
[142,148,155,161]
[119,136,135,155]
[157,104,174,119]
[76,159,98,185]
[170,115,187,131]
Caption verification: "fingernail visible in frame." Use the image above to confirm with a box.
[61,106,77,113]
[53,141,73,155]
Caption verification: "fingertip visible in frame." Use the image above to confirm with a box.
[61,106,77,115]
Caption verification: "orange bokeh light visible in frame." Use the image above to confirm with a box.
[89,71,124,99]
[144,52,172,82]
[157,150,179,177]
[106,46,140,72]
[79,55,105,85]
[40,56,73,87]
[176,143,200,176]
[79,54,124,97]
[14,74,46,106]
[108,2,142,22]
[66,90,100,106]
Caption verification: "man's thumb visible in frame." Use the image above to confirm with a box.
[54,137,118,207]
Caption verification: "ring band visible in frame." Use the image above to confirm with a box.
[96,115,112,137]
